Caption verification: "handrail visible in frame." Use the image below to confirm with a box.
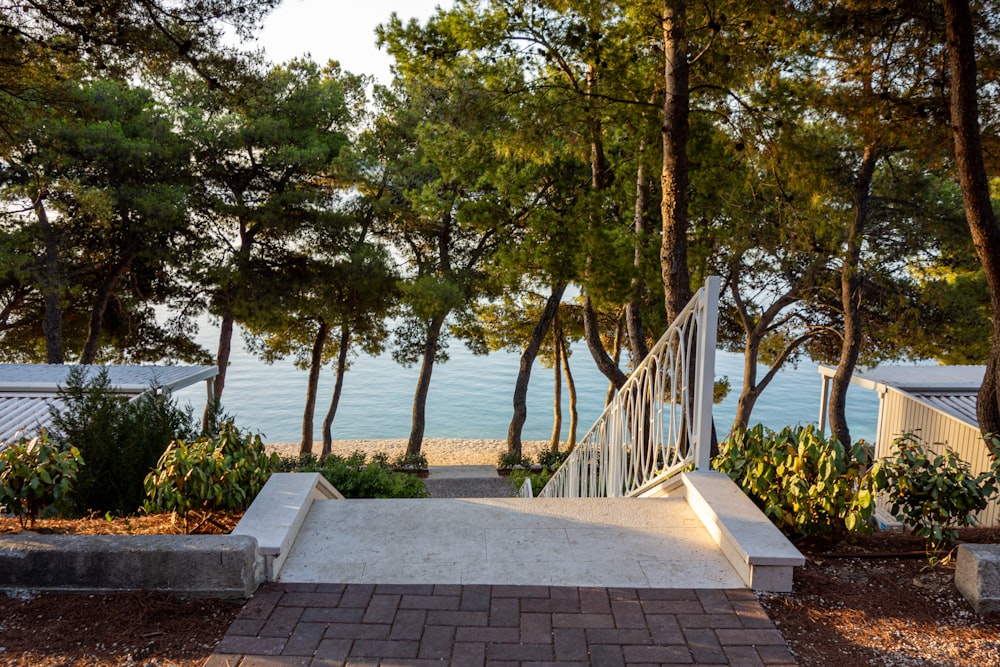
[538,276,720,498]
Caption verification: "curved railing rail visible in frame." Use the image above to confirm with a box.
[537,276,720,498]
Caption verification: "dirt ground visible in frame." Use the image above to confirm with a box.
[2,516,1000,666]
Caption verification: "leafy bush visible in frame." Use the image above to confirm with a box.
[882,433,999,552]
[0,434,82,527]
[536,449,569,470]
[497,450,531,469]
[49,367,195,515]
[144,422,280,532]
[509,468,552,496]
[713,424,883,538]
[286,451,427,498]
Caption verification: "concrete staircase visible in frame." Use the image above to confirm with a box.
[234,468,804,593]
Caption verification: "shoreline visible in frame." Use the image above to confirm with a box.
[265,438,554,466]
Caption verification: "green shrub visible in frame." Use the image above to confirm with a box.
[713,424,883,538]
[497,450,531,469]
[143,422,280,532]
[0,434,82,528]
[49,367,195,515]
[882,433,999,552]
[287,451,427,498]
[536,449,568,470]
[509,468,552,496]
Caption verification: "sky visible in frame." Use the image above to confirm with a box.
[248,0,455,83]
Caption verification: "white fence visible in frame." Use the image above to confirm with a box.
[537,276,720,498]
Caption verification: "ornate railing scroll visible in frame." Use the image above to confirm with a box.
[537,276,720,498]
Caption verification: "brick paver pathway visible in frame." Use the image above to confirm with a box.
[206,583,797,666]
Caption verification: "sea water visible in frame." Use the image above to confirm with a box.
[171,322,879,444]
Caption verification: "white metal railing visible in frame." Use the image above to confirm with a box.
[537,276,720,498]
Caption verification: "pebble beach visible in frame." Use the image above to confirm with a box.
[265,438,553,466]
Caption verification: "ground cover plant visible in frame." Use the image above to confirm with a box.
[0,434,81,528]
[282,451,428,498]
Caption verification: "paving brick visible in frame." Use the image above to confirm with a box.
[277,583,318,593]
[238,588,285,620]
[488,642,555,661]
[637,588,699,602]
[645,613,685,645]
[611,600,646,628]
[521,662,589,667]
[339,585,376,608]
[553,627,588,661]
[362,594,400,624]
[377,583,434,595]
[696,589,735,614]
[585,627,652,645]
[608,587,639,601]
[550,586,580,600]
[281,621,327,656]
[278,591,343,608]
[343,659,379,667]
[678,612,745,629]
[240,657,311,667]
[755,643,799,664]
[389,609,427,640]
[455,625,520,643]
[723,645,767,666]
[259,605,305,638]
[300,606,365,624]
[493,584,549,598]
[639,599,705,615]
[213,635,286,656]
[323,622,391,640]
[682,627,727,664]
[418,624,456,659]
[520,611,552,643]
[551,612,614,629]
[588,643,625,667]
[350,639,420,659]
[579,587,611,614]
[313,638,352,661]
[489,596,520,627]
[430,583,462,596]
[731,599,778,628]
[715,628,788,646]
[460,584,492,611]
[520,596,581,613]
[379,660,454,667]
[225,617,266,637]
[203,654,241,666]
[452,641,487,663]
[400,593,461,610]
[623,644,695,664]
[425,609,488,627]
[313,583,347,595]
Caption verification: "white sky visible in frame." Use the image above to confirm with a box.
[248,0,455,83]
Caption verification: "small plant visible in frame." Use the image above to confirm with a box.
[144,422,279,532]
[288,451,427,498]
[713,424,883,539]
[536,449,568,470]
[393,451,429,473]
[497,450,531,469]
[882,433,998,555]
[0,434,82,528]
[509,468,552,496]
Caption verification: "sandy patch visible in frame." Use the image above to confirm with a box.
[265,438,552,466]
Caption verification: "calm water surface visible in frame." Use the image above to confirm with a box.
[173,323,878,444]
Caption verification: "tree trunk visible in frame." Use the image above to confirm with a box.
[407,313,447,456]
[559,328,579,451]
[34,197,63,364]
[300,318,329,456]
[582,291,628,390]
[80,246,136,364]
[549,314,562,452]
[660,0,693,323]
[627,146,650,365]
[204,298,236,431]
[606,312,625,405]
[508,283,567,457]
[829,144,879,446]
[321,322,352,460]
[943,0,1000,436]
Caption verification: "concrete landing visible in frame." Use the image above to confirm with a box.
[277,497,745,589]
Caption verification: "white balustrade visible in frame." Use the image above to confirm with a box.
[538,276,720,498]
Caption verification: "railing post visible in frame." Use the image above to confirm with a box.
[694,276,720,471]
